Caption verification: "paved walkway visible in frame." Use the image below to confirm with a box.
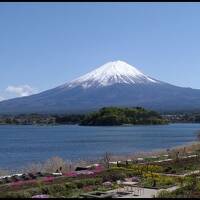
[119,187,158,198]
[109,185,179,198]
[109,168,200,198]
[157,170,200,178]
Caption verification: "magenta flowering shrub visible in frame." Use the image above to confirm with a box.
[10,179,37,188]
[63,164,104,179]
[64,172,78,177]
[92,165,104,173]
[42,176,54,183]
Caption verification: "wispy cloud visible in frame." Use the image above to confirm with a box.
[5,85,38,97]
[0,96,5,102]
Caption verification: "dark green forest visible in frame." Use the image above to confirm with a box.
[80,107,167,126]
[0,107,167,126]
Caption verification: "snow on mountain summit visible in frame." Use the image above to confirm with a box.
[66,60,159,89]
[2,60,200,114]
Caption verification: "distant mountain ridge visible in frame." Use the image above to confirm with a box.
[1,60,200,114]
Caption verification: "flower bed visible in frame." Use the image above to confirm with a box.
[10,179,38,188]
[43,176,55,183]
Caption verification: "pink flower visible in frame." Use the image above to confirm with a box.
[92,165,104,173]
[43,176,54,183]
[10,180,37,188]
[64,172,78,177]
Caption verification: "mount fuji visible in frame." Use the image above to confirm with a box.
[1,60,200,114]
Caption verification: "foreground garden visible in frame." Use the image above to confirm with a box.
[0,166,177,198]
[1,144,200,198]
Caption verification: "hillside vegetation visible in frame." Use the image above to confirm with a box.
[80,107,167,126]
[0,107,167,126]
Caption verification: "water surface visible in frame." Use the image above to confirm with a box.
[0,123,200,169]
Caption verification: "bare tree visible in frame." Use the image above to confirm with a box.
[175,151,180,162]
[196,130,200,142]
[196,130,200,159]
[102,152,112,169]
[43,157,69,173]
[22,157,72,174]
[23,162,43,174]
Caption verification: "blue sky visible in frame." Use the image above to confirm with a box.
[1,2,200,100]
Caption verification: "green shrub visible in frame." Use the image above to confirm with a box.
[48,184,66,194]
[159,176,174,186]
[0,191,32,198]
[141,174,174,188]
[40,185,49,194]
[101,170,126,182]
[157,190,173,198]
[74,178,102,189]
[65,182,77,190]
[104,167,140,179]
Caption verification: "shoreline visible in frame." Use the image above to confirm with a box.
[1,122,200,126]
[101,141,200,162]
[1,140,199,173]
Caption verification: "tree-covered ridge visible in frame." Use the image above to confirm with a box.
[80,107,168,126]
[0,107,167,126]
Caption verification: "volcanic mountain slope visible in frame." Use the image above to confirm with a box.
[1,60,200,114]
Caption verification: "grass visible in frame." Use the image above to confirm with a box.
[159,157,200,175]
[139,175,177,189]
[157,179,200,198]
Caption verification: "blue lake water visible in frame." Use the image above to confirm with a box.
[0,123,200,169]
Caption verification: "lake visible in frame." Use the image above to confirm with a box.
[0,123,200,170]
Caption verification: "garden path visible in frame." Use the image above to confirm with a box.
[112,185,179,198]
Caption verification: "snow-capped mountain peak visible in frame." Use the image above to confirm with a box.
[1,60,200,115]
[66,60,158,89]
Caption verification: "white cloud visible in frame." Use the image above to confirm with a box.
[5,85,38,97]
[0,96,5,102]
